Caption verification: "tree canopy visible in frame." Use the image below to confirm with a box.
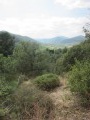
[0,31,15,56]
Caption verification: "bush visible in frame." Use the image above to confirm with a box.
[34,73,60,91]
[0,76,18,99]
[68,60,90,106]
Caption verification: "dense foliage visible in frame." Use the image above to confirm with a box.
[56,38,90,73]
[68,60,90,96]
[34,74,60,90]
[0,31,15,57]
[13,41,39,75]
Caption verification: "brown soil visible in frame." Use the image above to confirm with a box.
[48,77,90,120]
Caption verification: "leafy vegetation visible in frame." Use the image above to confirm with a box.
[0,29,90,119]
[0,31,15,57]
[68,60,90,107]
[34,73,60,90]
[56,38,90,73]
[13,41,39,76]
[68,60,90,96]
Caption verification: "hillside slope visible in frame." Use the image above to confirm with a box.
[0,31,36,43]
[62,35,85,45]
[36,36,68,44]
[36,35,85,47]
[13,34,36,43]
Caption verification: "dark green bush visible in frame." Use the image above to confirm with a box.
[34,73,60,90]
[68,60,90,106]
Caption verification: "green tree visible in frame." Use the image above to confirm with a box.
[57,37,90,73]
[0,31,15,56]
[13,41,39,75]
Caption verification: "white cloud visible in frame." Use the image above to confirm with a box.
[0,0,89,38]
[0,16,88,38]
[55,0,90,9]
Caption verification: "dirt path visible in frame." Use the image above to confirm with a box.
[48,78,90,120]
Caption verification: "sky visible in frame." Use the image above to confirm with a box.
[0,0,90,38]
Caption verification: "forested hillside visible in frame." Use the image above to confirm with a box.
[0,30,90,120]
[0,31,36,43]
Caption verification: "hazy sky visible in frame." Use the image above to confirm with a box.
[0,0,90,38]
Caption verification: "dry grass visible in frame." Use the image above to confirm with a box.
[6,78,90,120]
[48,76,90,120]
[8,80,55,120]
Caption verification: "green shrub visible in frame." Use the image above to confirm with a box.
[68,60,90,106]
[34,73,60,91]
[0,76,17,98]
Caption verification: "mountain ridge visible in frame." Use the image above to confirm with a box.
[0,31,85,47]
[36,35,85,46]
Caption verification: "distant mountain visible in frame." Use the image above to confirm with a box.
[61,35,85,45]
[12,34,36,43]
[0,31,36,43]
[0,31,85,47]
[36,35,85,47]
[36,36,68,44]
